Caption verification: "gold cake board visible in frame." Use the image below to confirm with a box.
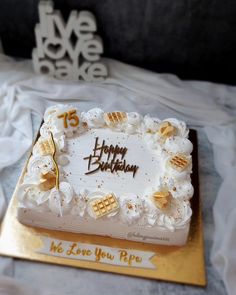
[0,130,206,286]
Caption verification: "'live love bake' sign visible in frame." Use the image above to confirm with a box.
[33,1,108,81]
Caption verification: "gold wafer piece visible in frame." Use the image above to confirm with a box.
[39,138,55,156]
[90,194,119,218]
[38,132,59,190]
[169,154,189,172]
[104,112,127,126]
[159,121,176,138]
[152,190,171,209]
[38,171,57,191]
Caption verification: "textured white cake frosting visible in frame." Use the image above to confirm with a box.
[17,104,194,244]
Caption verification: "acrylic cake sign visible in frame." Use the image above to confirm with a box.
[38,237,155,268]
[32,0,108,81]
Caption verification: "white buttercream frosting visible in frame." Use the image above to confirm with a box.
[71,189,89,217]
[48,182,74,216]
[143,115,160,132]
[120,194,144,225]
[170,181,194,200]
[81,108,105,128]
[163,200,192,231]
[18,104,194,232]
[127,112,142,125]
[164,136,193,155]
[123,112,142,134]
[18,183,50,208]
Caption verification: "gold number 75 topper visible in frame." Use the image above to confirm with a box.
[57,110,79,128]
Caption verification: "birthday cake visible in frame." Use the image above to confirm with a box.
[17,104,194,245]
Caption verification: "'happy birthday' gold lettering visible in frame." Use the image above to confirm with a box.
[83,137,139,178]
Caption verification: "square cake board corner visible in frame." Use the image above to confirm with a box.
[0,130,206,287]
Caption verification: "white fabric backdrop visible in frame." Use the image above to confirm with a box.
[0,53,235,295]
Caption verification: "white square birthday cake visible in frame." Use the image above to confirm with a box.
[17,104,194,245]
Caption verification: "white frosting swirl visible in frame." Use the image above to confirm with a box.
[71,189,89,217]
[125,113,142,134]
[120,194,144,225]
[49,182,74,216]
[24,155,54,184]
[164,136,193,155]
[127,112,142,125]
[40,123,52,138]
[170,181,194,200]
[144,197,160,226]
[143,133,163,154]
[156,199,192,231]
[143,115,161,132]
[18,183,50,207]
[82,108,105,128]
[159,175,175,190]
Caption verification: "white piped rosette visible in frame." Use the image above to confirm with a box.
[81,108,105,128]
[155,199,192,231]
[70,189,89,217]
[125,112,142,134]
[164,136,193,155]
[143,187,192,231]
[119,194,144,225]
[49,182,74,216]
[18,184,51,209]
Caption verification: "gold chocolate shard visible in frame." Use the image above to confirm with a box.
[152,190,171,209]
[38,171,56,191]
[39,138,55,156]
[159,121,176,138]
[104,112,127,126]
[169,154,189,172]
[90,194,119,218]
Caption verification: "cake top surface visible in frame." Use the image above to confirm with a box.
[18,104,194,231]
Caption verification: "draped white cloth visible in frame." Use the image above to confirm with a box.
[0,53,235,294]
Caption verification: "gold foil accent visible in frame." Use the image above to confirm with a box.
[168,154,189,172]
[152,191,171,209]
[38,171,57,191]
[49,132,59,190]
[159,121,176,138]
[90,194,119,218]
[104,112,127,126]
